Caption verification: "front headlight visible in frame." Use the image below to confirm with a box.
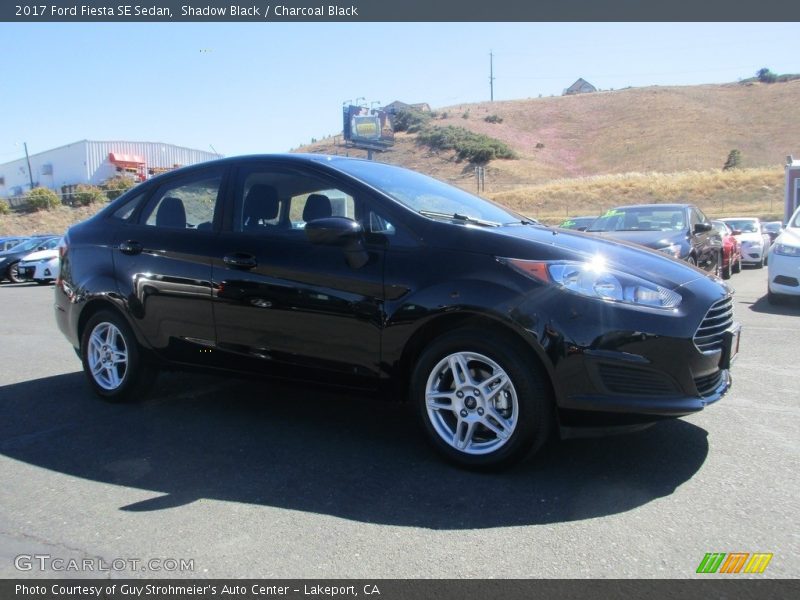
[656,243,682,259]
[774,243,800,257]
[503,257,682,310]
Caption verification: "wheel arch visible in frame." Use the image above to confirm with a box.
[395,310,558,405]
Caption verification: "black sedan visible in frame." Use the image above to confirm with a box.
[0,235,60,283]
[586,203,723,274]
[55,156,739,469]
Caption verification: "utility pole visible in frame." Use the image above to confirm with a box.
[489,51,495,102]
[23,143,35,191]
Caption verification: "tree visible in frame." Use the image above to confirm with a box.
[723,149,742,171]
[25,187,61,211]
[756,68,777,83]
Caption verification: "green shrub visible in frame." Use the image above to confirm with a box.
[723,149,742,171]
[0,200,10,215]
[391,108,431,133]
[101,175,137,201]
[26,187,61,211]
[73,184,107,206]
[484,114,503,124]
[462,111,470,119]
[416,125,517,163]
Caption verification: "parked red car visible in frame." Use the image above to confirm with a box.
[712,220,742,279]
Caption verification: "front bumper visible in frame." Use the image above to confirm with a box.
[768,252,800,296]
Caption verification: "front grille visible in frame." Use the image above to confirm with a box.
[597,363,678,397]
[695,370,724,397]
[694,296,734,353]
[773,275,799,287]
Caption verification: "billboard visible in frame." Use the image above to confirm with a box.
[342,105,394,150]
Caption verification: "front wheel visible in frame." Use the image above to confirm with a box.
[411,329,552,470]
[732,254,742,274]
[80,310,156,402]
[722,253,732,280]
[7,261,22,283]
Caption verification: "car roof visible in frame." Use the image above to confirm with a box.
[609,203,692,210]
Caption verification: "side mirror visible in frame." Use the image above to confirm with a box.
[576,226,588,232]
[693,223,712,234]
[305,217,363,246]
[305,217,368,269]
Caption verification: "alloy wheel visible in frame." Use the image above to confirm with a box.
[424,351,519,455]
[87,322,129,390]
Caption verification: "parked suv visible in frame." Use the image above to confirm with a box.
[55,155,739,468]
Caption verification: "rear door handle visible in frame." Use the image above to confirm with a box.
[119,240,143,255]
[223,253,257,269]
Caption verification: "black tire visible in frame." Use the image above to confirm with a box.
[410,328,553,470]
[7,261,22,283]
[686,255,697,267]
[35,279,50,285]
[732,254,742,274]
[767,290,785,305]
[80,310,156,403]
[722,254,732,280]
[755,254,764,269]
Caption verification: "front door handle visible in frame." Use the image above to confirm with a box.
[119,240,143,255]
[223,253,257,269]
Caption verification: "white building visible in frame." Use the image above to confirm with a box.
[0,140,221,200]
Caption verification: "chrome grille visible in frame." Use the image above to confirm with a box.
[694,296,734,353]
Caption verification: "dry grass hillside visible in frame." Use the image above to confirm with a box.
[3,81,798,234]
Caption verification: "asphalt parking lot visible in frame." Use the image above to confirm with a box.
[0,267,797,579]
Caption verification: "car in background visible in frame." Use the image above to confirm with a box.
[586,203,722,274]
[719,217,771,268]
[559,215,597,231]
[16,245,60,284]
[0,236,60,283]
[711,220,742,280]
[0,236,29,251]
[54,155,739,469]
[767,206,800,304]
[762,221,784,245]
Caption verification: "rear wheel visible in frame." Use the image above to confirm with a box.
[80,310,156,402]
[732,254,742,274]
[722,253,732,280]
[687,255,697,267]
[411,329,553,470]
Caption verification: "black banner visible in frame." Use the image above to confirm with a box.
[3,580,799,600]
[3,0,800,22]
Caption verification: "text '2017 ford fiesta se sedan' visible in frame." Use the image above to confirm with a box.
[55,155,740,469]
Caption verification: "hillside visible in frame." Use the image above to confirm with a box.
[301,81,800,192]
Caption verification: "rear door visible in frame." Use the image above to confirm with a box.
[112,167,227,363]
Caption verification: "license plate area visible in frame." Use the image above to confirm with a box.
[720,324,741,370]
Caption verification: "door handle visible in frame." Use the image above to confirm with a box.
[223,253,257,269]
[119,240,143,255]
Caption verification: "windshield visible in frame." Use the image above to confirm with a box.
[588,207,686,232]
[7,237,50,253]
[331,159,522,225]
[722,219,758,233]
[792,210,800,228]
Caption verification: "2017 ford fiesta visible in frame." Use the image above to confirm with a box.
[55,155,740,468]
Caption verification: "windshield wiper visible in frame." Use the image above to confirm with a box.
[418,210,501,227]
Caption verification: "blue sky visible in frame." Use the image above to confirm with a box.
[0,22,796,161]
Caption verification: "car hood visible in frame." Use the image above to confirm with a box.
[583,229,686,250]
[428,222,710,291]
[736,231,764,242]
[20,248,59,262]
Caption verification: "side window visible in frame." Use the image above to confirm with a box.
[689,209,702,227]
[111,191,146,221]
[368,210,396,235]
[141,174,222,230]
[695,207,710,224]
[288,189,355,229]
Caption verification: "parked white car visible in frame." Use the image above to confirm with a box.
[720,217,771,268]
[16,247,60,284]
[767,207,800,303]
